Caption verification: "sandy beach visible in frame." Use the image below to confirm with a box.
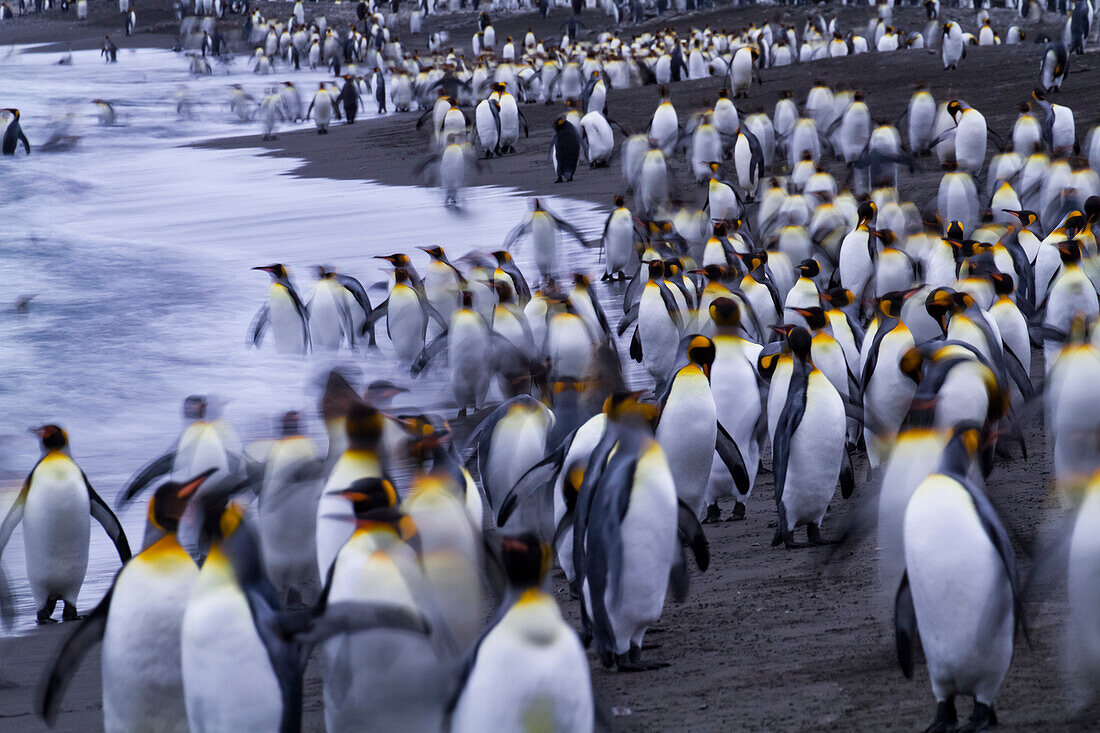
[1,1,1098,731]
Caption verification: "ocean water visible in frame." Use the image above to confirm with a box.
[0,47,606,632]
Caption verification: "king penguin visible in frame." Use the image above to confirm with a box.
[770,327,851,547]
[0,425,131,623]
[450,533,594,733]
[897,425,1023,732]
[250,264,311,354]
[39,469,216,732]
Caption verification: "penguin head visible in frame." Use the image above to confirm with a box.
[253,263,289,280]
[338,477,399,516]
[709,297,741,330]
[500,532,551,589]
[717,88,729,99]
[797,258,820,278]
[183,395,208,421]
[987,272,1014,299]
[1085,196,1100,224]
[149,467,217,534]
[946,100,963,120]
[493,279,515,304]
[924,287,955,334]
[819,287,854,309]
[646,259,665,280]
[459,290,475,310]
[856,200,877,225]
[878,290,911,320]
[603,391,658,427]
[1057,239,1083,265]
[1002,209,1036,228]
[686,335,716,378]
[786,326,812,363]
[613,194,625,207]
[280,410,302,437]
[420,245,446,261]
[945,220,965,240]
[32,425,67,452]
[345,402,384,450]
[376,252,410,267]
[789,306,827,330]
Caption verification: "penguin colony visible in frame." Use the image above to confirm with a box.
[3,0,1100,731]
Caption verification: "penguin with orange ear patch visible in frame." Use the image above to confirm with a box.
[40,469,215,731]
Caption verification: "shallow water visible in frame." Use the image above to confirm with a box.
[0,47,606,633]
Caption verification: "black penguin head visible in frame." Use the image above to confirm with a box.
[500,532,550,589]
[686,335,716,378]
[280,410,302,437]
[945,221,965,240]
[786,326,812,362]
[857,200,877,225]
[493,278,515,303]
[394,266,411,285]
[1086,196,1100,222]
[789,306,827,330]
[337,477,399,517]
[345,402,384,450]
[878,290,911,320]
[709,297,741,330]
[990,271,1014,297]
[613,194,625,207]
[946,100,963,120]
[797,258,820,278]
[1058,239,1083,265]
[33,425,67,452]
[150,467,216,534]
[183,395,208,420]
[460,290,475,309]
[646,259,665,280]
[252,263,288,280]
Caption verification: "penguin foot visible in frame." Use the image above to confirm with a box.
[615,651,668,672]
[701,502,722,524]
[956,702,993,732]
[728,501,747,521]
[37,597,59,624]
[63,601,82,620]
[36,612,58,625]
[922,699,958,733]
[806,523,839,546]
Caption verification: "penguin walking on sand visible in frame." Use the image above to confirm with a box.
[1,109,30,156]
[768,327,852,548]
[449,533,594,733]
[39,469,216,732]
[703,298,764,522]
[897,425,1023,732]
[249,263,311,354]
[0,426,131,623]
[335,75,362,124]
[656,335,750,519]
[551,115,582,183]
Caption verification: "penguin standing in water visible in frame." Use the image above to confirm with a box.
[551,116,582,183]
[449,533,594,733]
[39,469,216,732]
[250,263,311,354]
[898,425,1023,732]
[1,108,30,156]
[335,74,362,124]
[501,198,593,284]
[769,327,852,547]
[0,426,131,623]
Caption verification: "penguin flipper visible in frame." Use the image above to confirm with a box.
[1002,342,1034,399]
[839,444,856,499]
[249,303,269,347]
[294,601,431,645]
[629,326,643,363]
[676,498,710,572]
[117,451,176,506]
[500,218,532,251]
[496,431,575,528]
[84,474,132,563]
[0,479,28,559]
[714,422,751,496]
[411,332,449,376]
[39,579,116,726]
[549,212,595,249]
[894,572,917,679]
[616,303,639,336]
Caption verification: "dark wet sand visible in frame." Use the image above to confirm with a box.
[3,2,1100,731]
